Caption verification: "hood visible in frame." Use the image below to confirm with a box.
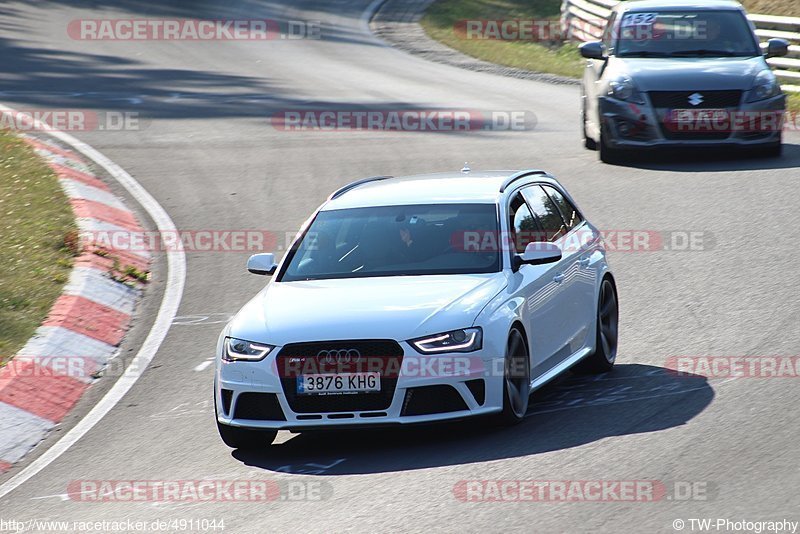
[228,274,508,346]
[611,56,767,92]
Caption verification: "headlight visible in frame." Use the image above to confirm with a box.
[223,337,274,362]
[607,76,645,104]
[746,69,781,103]
[409,328,482,354]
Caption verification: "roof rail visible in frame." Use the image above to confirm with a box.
[499,170,548,193]
[328,176,393,200]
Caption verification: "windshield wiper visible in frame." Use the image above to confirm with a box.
[668,49,741,57]
[619,51,672,58]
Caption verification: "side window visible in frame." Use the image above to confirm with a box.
[521,186,567,242]
[542,185,583,231]
[509,193,540,254]
[602,12,618,54]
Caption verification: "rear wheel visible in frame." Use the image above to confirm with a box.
[574,277,619,374]
[497,328,531,425]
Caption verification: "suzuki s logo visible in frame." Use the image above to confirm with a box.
[317,349,361,364]
[688,93,704,106]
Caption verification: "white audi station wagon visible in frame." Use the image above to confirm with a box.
[215,170,619,449]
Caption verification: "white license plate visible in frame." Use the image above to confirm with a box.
[296,373,381,395]
[669,108,728,125]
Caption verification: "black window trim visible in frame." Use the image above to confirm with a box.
[506,181,588,265]
[507,191,543,260]
[539,183,584,234]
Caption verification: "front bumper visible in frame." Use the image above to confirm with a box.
[600,93,785,150]
[215,341,504,431]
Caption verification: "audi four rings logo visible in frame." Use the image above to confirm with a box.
[317,349,362,364]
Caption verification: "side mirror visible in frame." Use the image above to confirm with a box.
[247,253,278,275]
[512,242,562,271]
[766,38,789,58]
[579,41,606,60]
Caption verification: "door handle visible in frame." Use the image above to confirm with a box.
[553,273,565,284]
[579,258,590,268]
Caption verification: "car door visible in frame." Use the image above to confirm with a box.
[506,192,565,378]
[520,185,589,371]
[540,184,597,353]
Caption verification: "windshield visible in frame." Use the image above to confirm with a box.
[279,204,500,281]
[616,10,760,58]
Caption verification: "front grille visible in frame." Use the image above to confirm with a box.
[401,385,468,416]
[276,340,403,413]
[659,128,731,141]
[648,90,742,109]
[233,393,286,421]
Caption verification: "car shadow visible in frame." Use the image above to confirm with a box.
[231,363,714,475]
[603,142,800,171]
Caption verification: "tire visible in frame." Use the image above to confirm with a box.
[497,328,531,425]
[754,142,782,158]
[599,133,623,164]
[574,277,619,375]
[217,420,277,450]
[583,104,597,151]
[214,391,277,449]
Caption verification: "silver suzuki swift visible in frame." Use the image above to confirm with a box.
[580,0,789,163]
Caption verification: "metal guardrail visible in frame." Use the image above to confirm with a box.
[561,0,800,92]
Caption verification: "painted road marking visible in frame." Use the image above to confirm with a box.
[0,103,186,501]
[194,359,214,372]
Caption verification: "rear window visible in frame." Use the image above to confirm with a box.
[542,185,583,231]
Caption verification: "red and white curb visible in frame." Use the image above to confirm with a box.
[0,134,150,472]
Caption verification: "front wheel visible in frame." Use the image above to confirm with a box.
[599,133,624,164]
[497,328,531,425]
[574,277,619,375]
[582,102,597,151]
[217,420,277,450]
[753,142,782,158]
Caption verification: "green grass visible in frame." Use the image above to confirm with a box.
[420,0,584,78]
[0,131,76,367]
[421,0,800,111]
[788,93,800,113]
